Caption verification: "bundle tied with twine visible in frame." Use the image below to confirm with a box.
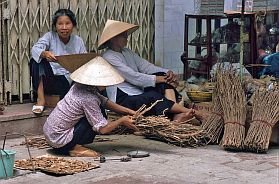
[133,100,209,147]
[244,89,279,153]
[216,68,246,150]
[201,89,224,144]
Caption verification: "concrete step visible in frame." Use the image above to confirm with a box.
[0,103,52,139]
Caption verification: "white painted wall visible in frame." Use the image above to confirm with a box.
[154,0,195,75]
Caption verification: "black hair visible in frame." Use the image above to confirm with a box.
[52,9,77,31]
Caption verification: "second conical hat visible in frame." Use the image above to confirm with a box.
[97,19,139,50]
[70,56,124,86]
[56,53,98,73]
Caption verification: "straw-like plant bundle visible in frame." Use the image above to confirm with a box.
[201,89,224,144]
[133,100,209,147]
[244,89,279,153]
[217,69,246,150]
[135,116,208,147]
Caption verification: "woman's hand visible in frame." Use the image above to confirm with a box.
[128,109,137,116]
[156,76,167,83]
[166,70,178,83]
[99,115,138,134]
[119,116,139,132]
[41,51,57,61]
[165,70,179,87]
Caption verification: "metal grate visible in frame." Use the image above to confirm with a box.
[0,0,154,104]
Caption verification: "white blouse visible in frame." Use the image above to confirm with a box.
[31,32,87,82]
[102,48,168,102]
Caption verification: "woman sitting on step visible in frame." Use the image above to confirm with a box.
[30,9,87,114]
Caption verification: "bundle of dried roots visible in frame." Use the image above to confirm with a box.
[244,89,279,153]
[217,68,246,150]
[134,100,209,147]
[201,90,224,144]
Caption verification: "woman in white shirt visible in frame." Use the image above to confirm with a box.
[30,9,87,114]
[98,20,208,123]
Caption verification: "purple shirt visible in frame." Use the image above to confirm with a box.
[43,84,108,148]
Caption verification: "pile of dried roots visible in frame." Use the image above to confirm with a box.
[217,69,246,150]
[15,155,99,175]
[201,89,224,143]
[133,100,209,147]
[20,137,50,149]
[244,89,279,153]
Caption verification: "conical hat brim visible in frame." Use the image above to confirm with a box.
[70,56,124,86]
[98,19,139,50]
[56,53,98,73]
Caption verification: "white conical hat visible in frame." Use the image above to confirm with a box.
[70,56,124,86]
[98,19,139,50]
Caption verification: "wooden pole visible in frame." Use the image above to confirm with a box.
[239,0,245,82]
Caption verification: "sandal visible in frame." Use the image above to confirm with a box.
[69,145,100,157]
[32,105,44,114]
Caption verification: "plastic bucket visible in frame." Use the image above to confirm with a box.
[0,150,16,179]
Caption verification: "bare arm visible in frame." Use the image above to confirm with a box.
[106,99,136,115]
[99,116,138,134]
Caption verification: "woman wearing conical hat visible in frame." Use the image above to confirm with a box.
[43,56,138,157]
[98,20,208,123]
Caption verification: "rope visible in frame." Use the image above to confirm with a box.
[251,119,273,128]
[224,121,245,127]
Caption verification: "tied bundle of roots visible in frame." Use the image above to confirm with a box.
[244,89,279,153]
[133,100,209,147]
[217,68,246,150]
[201,89,224,144]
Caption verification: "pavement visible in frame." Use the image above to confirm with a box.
[0,134,278,184]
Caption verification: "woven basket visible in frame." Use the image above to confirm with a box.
[186,91,212,102]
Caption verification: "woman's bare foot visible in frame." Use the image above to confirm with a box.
[173,110,195,123]
[69,145,100,157]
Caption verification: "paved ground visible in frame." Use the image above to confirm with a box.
[0,134,278,184]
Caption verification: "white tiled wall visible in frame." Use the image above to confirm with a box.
[155,0,195,75]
